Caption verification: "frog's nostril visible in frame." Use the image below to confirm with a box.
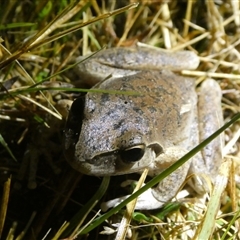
[120,145,145,163]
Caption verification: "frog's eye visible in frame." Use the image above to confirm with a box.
[120,144,145,163]
[64,97,85,151]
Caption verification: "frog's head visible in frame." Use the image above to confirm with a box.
[64,93,164,176]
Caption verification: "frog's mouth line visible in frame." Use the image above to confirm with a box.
[85,144,146,166]
[85,142,163,167]
[66,142,164,176]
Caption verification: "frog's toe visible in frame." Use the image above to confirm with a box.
[101,195,129,212]
[101,189,166,211]
[134,188,166,210]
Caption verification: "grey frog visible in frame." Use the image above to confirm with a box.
[64,46,223,210]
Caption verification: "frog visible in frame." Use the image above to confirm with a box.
[64,46,223,210]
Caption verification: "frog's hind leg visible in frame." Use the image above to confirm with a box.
[198,79,224,177]
[190,79,223,192]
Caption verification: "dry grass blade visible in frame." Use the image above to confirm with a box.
[115,169,149,240]
[27,2,139,51]
[17,94,62,120]
[0,178,11,238]
[29,2,85,45]
[15,212,37,240]
[196,159,230,239]
[0,2,138,69]
[0,2,77,69]
[182,70,240,80]
[0,134,17,162]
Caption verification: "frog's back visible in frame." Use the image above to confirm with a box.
[94,70,197,142]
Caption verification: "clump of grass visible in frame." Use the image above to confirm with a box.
[0,1,240,239]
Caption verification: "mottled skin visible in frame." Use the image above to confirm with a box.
[65,46,223,210]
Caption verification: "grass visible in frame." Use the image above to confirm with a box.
[0,1,240,239]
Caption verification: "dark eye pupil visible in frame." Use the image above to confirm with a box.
[120,147,145,163]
